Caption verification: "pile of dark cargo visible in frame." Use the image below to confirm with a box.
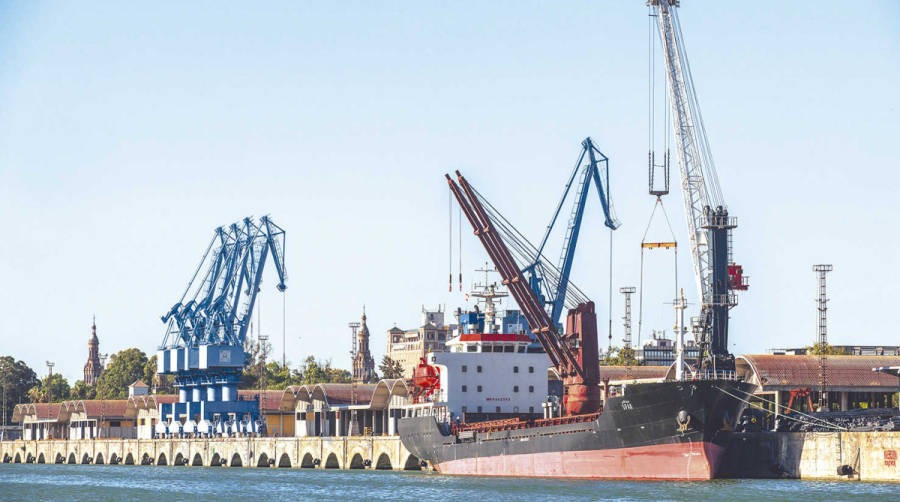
[774,408,900,432]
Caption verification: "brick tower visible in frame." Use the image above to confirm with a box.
[83,317,103,385]
[352,312,376,383]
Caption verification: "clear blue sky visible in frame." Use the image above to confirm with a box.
[1,1,897,382]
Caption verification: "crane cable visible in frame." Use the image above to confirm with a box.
[714,385,848,432]
[637,197,678,347]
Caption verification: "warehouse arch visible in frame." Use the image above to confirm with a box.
[300,452,315,468]
[256,453,270,468]
[230,453,243,467]
[67,453,76,464]
[349,453,365,469]
[81,453,91,464]
[14,452,21,463]
[278,453,291,468]
[37,453,45,464]
[192,453,204,466]
[324,452,340,469]
[157,453,167,466]
[95,453,104,465]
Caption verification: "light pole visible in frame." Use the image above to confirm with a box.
[45,361,54,403]
[258,334,268,437]
[99,354,108,438]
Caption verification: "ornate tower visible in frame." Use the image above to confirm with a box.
[352,311,376,383]
[83,317,103,385]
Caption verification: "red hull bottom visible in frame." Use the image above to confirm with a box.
[434,441,724,480]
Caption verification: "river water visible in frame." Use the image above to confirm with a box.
[0,464,897,502]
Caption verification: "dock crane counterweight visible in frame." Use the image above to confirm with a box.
[650,0,748,371]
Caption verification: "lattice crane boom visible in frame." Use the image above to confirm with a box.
[650,0,747,369]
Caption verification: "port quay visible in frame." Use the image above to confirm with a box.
[2,1,899,497]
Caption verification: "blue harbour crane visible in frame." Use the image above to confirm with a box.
[156,216,287,436]
[522,137,620,328]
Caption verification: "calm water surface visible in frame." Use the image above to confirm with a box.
[0,464,898,502]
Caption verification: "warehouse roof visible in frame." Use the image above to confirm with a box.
[736,355,900,391]
[279,379,410,411]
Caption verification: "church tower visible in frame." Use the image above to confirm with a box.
[352,311,376,383]
[83,317,103,385]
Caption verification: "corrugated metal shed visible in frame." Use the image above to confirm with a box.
[737,355,900,391]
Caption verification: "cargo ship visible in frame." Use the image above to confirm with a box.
[399,377,753,480]
[397,160,754,479]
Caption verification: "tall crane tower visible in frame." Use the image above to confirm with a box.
[814,264,833,409]
[650,0,748,371]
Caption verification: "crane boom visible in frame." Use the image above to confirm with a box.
[447,171,602,415]
[651,0,747,370]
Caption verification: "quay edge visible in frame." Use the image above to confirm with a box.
[0,436,430,471]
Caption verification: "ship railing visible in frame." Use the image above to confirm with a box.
[452,411,602,436]
[690,370,740,381]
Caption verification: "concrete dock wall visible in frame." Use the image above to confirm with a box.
[722,431,900,482]
[0,436,428,472]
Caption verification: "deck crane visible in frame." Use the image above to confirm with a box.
[524,137,620,328]
[156,216,287,433]
[650,0,748,371]
[447,170,603,416]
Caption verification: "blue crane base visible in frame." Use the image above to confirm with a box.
[157,347,260,424]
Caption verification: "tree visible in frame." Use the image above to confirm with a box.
[299,356,351,385]
[807,343,847,356]
[71,380,97,400]
[96,348,148,400]
[27,373,71,403]
[600,346,643,366]
[0,356,39,424]
[379,355,405,379]
[143,355,173,394]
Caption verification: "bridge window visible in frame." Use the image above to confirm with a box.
[477,366,482,373]
[477,385,482,392]
[495,406,501,413]
[513,366,519,373]
[529,385,534,393]
[461,365,467,373]
[529,407,534,413]
[461,385,467,393]
[513,386,519,393]
[528,366,534,373]
[477,406,483,413]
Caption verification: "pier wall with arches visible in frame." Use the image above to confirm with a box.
[0,436,428,472]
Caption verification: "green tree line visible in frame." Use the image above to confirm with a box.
[0,348,406,421]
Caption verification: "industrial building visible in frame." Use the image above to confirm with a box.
[734,355,900,413]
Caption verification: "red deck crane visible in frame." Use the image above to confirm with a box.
[446,171,601,415]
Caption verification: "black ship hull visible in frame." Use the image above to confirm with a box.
[399,379,753,480]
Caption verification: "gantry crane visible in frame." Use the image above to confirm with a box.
[157,216,287,432]
[650,0,748,371]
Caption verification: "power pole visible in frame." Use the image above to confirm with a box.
[619,287,636,349]
[813,264,833,410]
